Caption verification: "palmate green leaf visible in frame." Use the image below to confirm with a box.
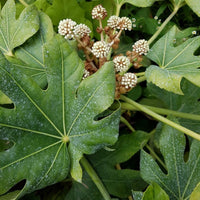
[13,11,54,88]
[114,0,157,7]
[0,0,39,56]
[148,79,200,132]
[0,35,120,198]
[132,182,170,200]
[185,0,200,17]
[88,131,149,198]
[66,131,149,199]
[146,26,200,95]
[140,117,200,200]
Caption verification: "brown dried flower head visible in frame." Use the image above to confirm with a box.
[92,5,107,20]
[58,19,77,39]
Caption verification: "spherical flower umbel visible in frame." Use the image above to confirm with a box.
[92,4,107,20]
[107,16,120,29]
[91,41,110,58]
[117,17,132,31]
[58,19,77,39]
[132,39,149,55]
[74,24,91,38]
[113,56,130,73]
[120,73,137,89]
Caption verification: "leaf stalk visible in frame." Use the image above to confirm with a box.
[81,156,111,200]
[120,95,200,141]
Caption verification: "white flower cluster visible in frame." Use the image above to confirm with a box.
[107,16,120,29]
[113,56,130,72]
[92,4,107,19]
[120,73,137,89]
[83,69,90,79]
[132,39,149,55]
[74,24,91,38]
[58,19,77,39]
[107,16,132,31]
[58,19,91,39]
[91,41,110,58]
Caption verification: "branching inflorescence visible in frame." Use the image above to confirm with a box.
[58,4,149,98]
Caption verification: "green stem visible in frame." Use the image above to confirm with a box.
[121,102,200,121]
[137,76,146,83]
[146,144,167,170]
[148,6,179,45]
[116,3,122,17]
[120,95,200,141]
[19,0,29,7]
[135,72,145,76]
[81,157,111,200]
[120,116,135,132]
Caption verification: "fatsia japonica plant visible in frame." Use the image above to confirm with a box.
[1,0,200,199]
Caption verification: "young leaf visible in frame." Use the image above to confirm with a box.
[141,117,200,200]
[148,79,200,132]
[146,26,200,94]
[190,182,200,200]
[185,0,200,17]
[132,182,170,200]
[88,131,149,198]
[0,35,120,198]
[0,0,39,56]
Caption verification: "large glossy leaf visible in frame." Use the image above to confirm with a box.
[0,0,39,56]
[185,0,200,17]
[148,79,200,132]
[146,26,200,94]
[0,35,120,198]
[88,131,149,198]
[141,117,200,200]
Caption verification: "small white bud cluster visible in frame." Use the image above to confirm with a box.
[120,73,137,89]
[107,16,120,29]
[58,19,77,39]
[91,41,110,58]
[92,5,107,20]
[83,69,90,79]
[74,24,91,38]
[132,39,149,55]
[117,17,132,31]
[113,56,130,72]
[107,16,132,31]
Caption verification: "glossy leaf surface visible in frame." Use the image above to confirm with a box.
[0,35,120,198]
[146,26,200,94]
[141,117,200,200]
[0,0,39,55]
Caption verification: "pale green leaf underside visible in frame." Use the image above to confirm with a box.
[116,0,156,7]
[146,26,200,94]
[190,182,200,200]
[0,0,39,55]
[141,117,200,200]
[0,35,120,198]
[186,0,200,17]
